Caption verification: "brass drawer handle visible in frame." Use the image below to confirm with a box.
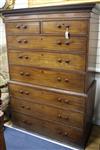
[26,107,31,110]
[25,73,30,76]
[57,114,69,120]
[21,105,30,110]
[22,25,27,29]
[57,25,62,28]
[64,100,69,104]
[65,60,70,64]
[24,56,29,59]
[20,72,30,76]
[58,114,62,118]
[16,24,27,29]
[57,24,70,29]
[18,40,22,43]
[65,41,70,45]
[23,120,32,125]
[63,116,69,120]
[41,70,44,73]
[64,79,69,82]
[18,56,23,59]
[57,77,61,82]
[18,56,29,59]
[20,72,24,76]
[64,132,68,136]
[23,40,28,44]
[19,90,24,94]
[25,91,30,95]
[66,25,70,28]
[57,58,62,63]
[19,90,30,95]
[16,25,21,29]
[57,98,62,102]
[17,40,28,44]
[57,41,62,45]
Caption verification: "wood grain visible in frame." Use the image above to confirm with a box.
[8,50,86,71]
[7,36,87,52]
[9,65,85,92]
[6,21,40,34]
[9,82,86,112]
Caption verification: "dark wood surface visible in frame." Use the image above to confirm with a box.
[12,111,83,145]
[7,36,87,52]
[10,97,84,129]
[9,65,85,93]
[3,3,100,148]
[8,51,86,71]
[9,82,86,112]
[2,3,98,16]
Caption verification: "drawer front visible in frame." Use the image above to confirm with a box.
[10,65,85,92]
[8,51,86,71]
[42,20,88,35]
[9,83,85,112]
[6,22,40,34]
[7,36,86,52]
[12,112,83,144]
[10,97,84,128]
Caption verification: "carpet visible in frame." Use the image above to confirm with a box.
[4,127,73,150]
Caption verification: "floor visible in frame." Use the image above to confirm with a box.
[85,125,100,150]
[5,122,100,150]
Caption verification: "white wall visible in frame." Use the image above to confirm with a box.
[14,0,28,9]
[94,74,100,125]
[94,16,100,125]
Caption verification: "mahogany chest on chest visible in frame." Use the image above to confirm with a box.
[3,3,100,148]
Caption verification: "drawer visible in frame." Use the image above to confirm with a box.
[10,97,84,128]
[8,51,86,71]
[10,65,85,92]
[6,22,40,34]
[42,20,88,35]
[12,112,83,144]
[7,36,87,52]
[9,83,85,112]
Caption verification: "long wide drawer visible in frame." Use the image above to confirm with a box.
[7,35,87,52]
[8,51,86,71]
[10,97,84,129]
[12,111,83,144]
[10,65,85,92]
[9,83,85,112]
[42,20,88,35]
[6,21,40,34]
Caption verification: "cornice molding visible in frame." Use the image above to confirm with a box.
[2,3,100,16]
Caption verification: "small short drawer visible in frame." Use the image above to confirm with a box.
[10,65,85,93]
[42,20,88,35]
[9,83,85,112]
[6,22,40,34]
[8,51,86,71]
[7,35,87,52]
[12,112,83,144]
